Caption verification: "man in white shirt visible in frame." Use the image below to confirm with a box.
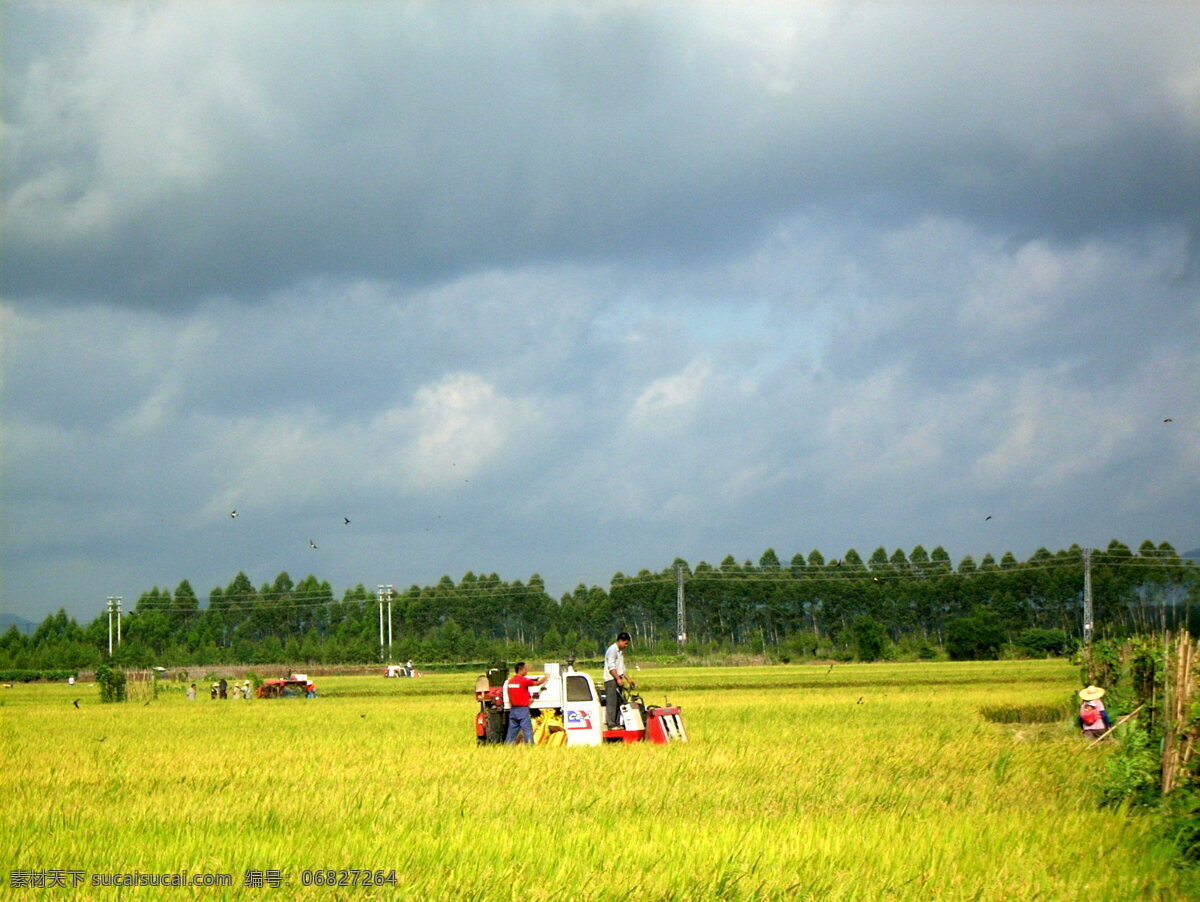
[604,632,632,729]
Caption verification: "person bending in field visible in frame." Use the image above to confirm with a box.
[504,662,548,745]
[604,632,633,730]
[1078,685,1111,740]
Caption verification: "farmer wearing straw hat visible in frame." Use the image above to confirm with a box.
[1078,685,1111,738]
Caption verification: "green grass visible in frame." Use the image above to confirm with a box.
[2,660,1195,899]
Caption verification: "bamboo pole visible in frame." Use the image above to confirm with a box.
[1162,631,1196,794]
[1179,632,1197,774]
[1163,633,1179,793]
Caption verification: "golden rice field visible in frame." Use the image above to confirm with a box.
[2,660,1196,900]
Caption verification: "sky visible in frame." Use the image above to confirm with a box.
[3,2,1198,625]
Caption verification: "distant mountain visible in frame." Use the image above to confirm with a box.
[1184,548,1200,563]
[0,613,37,635]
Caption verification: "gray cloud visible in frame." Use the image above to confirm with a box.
[4,3,1198,306]
[2,2,1198,622]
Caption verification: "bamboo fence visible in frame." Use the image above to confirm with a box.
[1162,631,1198,795]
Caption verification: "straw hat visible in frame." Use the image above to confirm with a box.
[1078,685,1106,701]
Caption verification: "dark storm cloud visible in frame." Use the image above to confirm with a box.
[3,3,1199,624]
[4,3,1198,308]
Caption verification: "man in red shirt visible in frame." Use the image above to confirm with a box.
[504,662,548,745]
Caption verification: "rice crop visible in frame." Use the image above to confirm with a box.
[978,701,1076,724]
[2,660,1195,900]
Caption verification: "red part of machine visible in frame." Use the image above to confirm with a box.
[602,729,645,743]
[646,706,685,744]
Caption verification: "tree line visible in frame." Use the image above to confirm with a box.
[3,539,1196,671]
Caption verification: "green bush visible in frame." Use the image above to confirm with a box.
[850,616,888,662]
[1015,628,1073,657]
[95,664,127,703]
[1101,727,1160,807]
[0,669,77,682]
[946,607,1006,660]
[1158,790,1200,864]
[890,635,938,661]
[774,632,818,661]
[1084,640,1120,689]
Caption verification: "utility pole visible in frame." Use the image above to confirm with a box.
[106,596,123,656]
[377,586,386,660]
[384,585,394,654]
[1082,547,1093,644]
[675,564,687,645]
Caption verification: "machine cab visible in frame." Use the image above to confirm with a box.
[559,669,602,746]
[518,663,602,746]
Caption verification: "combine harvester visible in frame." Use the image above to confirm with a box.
[473,659,687,746]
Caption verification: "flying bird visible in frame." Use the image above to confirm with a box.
[230,510,238,518]
[1163,418,1173,423]
[72,699,80,708]
[343,517,350,525]
[96,737,106,742]
[827,664,833,673]
[309,540,318,549]
[857,697,864,704]
[985,515,992,521]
